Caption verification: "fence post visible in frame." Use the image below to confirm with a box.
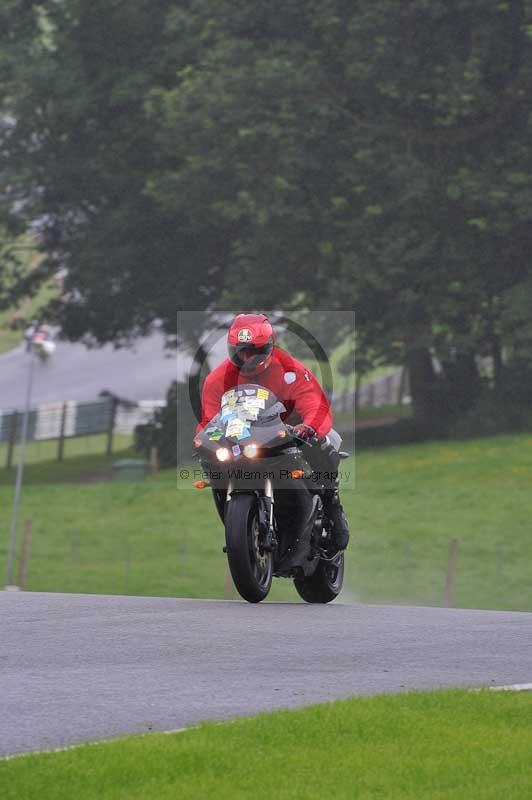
[150,446,159,474]
[497,544,504,583]
[6,412,18,469]
[355,374,361,414]
[16,519,32,590]
[57,402,67,462]
[339,390,347,412]
[124,542,131,595]
[397,367,407,405]
[71,527,79,563]
[385,375,393,405]
[444,538,459,608]
[106,398,118,457]
[224,567,234,600]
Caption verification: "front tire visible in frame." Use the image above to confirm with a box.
[293,553,344,603]
[225,493,273,603]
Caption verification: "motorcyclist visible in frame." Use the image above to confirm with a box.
[197,313,349,552]
[24,319,38,352]
[29,323,55,359]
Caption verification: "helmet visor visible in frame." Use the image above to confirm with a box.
[228,342,273,372]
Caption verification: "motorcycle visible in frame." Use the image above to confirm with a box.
[193,383,348,603]
[30,330,56,361]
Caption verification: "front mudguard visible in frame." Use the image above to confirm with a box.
[211,475,274,548]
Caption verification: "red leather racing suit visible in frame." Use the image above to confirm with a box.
[197,346,332,438]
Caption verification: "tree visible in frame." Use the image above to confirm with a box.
[3,1,532,431]
[0,0,218,345]
[148,0,532,424]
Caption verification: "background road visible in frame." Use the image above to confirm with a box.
[0,333,177,408]
[0,330,228,409]
[2,592,532,756]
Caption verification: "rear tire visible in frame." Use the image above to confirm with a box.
[225,494,273,603]
[293,553,344,603]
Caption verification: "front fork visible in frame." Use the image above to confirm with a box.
[226,478,277,552]
[257,478,276,552]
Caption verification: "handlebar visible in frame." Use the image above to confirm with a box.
[284,424,321,445]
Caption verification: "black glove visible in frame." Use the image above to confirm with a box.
[293,423,317,440]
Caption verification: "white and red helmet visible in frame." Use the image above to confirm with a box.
[227,313,275,374]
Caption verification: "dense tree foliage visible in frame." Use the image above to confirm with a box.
[2,1,532,426]
[1,0,210,343]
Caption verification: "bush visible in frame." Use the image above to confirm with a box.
[134,381,197,467]
[448,361,532,439]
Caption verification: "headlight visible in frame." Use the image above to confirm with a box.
[216,447,231,462]
[243,443,258,459]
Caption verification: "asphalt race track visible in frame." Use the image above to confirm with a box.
[2,592,532,756]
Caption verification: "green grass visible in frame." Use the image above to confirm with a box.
[355,402,411,421]
[350,433,532,610]
[0,433,531,609]
[0,434,134,474]
[0,237,59,354]
[2,689,532,799]
[0,324,24,354]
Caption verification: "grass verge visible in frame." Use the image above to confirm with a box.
[0,265,58,354]
[0,434,134,477]
[2,689,532,799]
[0,433,531,608]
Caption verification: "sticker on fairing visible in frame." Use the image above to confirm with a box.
[236,427,251,440]
[236,406,258,421]
[257,388,269,400]
[208,431,223,441]
[226,418,245,438]
[232,444,241,456]
[244,398,265,410]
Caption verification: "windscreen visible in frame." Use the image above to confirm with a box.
[217,385,284,441]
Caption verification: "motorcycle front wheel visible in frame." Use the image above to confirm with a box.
[224,493,273,603]
[293,553,344,603]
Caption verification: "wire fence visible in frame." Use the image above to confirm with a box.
[1,369,408,470]
[0,398,163,469]
[332,368,409,413]
[4,521,528,611]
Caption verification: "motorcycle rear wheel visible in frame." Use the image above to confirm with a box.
[293,553,344,603]
[225,493,273,603]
